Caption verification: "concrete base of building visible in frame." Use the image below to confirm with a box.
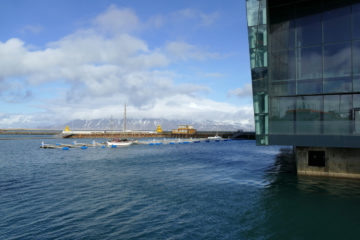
[296,147,360,179]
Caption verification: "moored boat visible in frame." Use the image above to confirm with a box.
[107,138,133,147]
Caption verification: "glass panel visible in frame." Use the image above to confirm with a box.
[251,67,267,80]
[248,25,267,49]
[352,41,360,77]
[354,94,360,108]
[270,97,296,134]
[324,42,351,77]
[270,50,295,81]
[296,96,323,135]
[251,48,268,68]
[253,93,268,114]
[269,5,295,51]
[297,46,322,80]
[257,25,267,48]
[246,0,260,27]
[297,79,322,95]
[258,0,267,25]
[323,6,351,43]
[323,95,352,135]
[296,15,322,47]
[354,77,360,92]
[295,1,322,47]
[248,26,257,49]
[271,81,296,96]
[353,4,360,40]
[324,77,352,93]
[324,42,351,92]
[355,109,360,134]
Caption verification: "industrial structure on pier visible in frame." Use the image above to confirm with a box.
[246,0,360,178]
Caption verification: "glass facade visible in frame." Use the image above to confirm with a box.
[246,0,360,148]
[246,0,269,145]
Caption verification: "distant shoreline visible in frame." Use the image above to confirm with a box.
[0,129,62,135]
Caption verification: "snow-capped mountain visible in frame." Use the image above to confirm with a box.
[45,118,253,131]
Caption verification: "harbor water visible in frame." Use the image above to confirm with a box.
[1,137,360,239]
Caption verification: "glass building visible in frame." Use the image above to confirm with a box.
[246,0,360,148]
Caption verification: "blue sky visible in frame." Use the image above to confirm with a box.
[0,0,253,129]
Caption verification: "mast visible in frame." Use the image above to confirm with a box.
[123,103,126,132]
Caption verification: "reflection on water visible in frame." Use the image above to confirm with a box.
[260,146,360,240]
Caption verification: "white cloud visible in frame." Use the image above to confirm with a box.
[172,8,220,27]
[228,83,253,98]
[0,5,252,129]
[202,72,224,78]
[165,41,220,61]
[20,24,43,34]
[94,5,140,34]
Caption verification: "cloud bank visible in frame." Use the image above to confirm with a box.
[0,5,253,129]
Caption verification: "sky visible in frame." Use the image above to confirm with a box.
[0,0,253,129]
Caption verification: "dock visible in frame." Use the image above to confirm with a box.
[61,130,255,139]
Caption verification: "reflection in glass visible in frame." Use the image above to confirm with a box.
[296,96,323,135]
[269,5,295,51]
[353,4,360,39]
[352,41,360,76]
[296,14,322,47]
[271,81,296,96]
[252,67,267,80]
[297,46,322,80]
[323,95,352,135]
[270,97,296,134]
[250,48,268,68]
[246,0,260,27]
[248,25,267,49]
[324,77,352,93]
[324,43,351,93]
[354,94,360,108]
[297,79,322,95]
[270,50,295,81]
[323,6,351,43]
[324,43,351,78]
[354,77,360,92]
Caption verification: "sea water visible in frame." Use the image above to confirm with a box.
[1,137,360,239]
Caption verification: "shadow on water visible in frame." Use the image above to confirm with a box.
[256,147,360,240]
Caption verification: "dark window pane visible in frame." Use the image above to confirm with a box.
[295,1,322,47]
[270,50,295,81]
[271,81,296,96]
[354,94,360,108]
[324,77,352,93]
[324,42,351,78]
[354,77,360,92]
[270,97,296,134]
[297,79,323,95]
[324,95,352,134]
[296,96,323,135]
[296,15,322,47]
[323,6,351,43]
[297,46,322,79]
[252,67,268,80]
[269,5,295,50]
[353,4,360,39]
[353,41,360,77]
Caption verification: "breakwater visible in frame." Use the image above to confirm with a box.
[61,131,255,139]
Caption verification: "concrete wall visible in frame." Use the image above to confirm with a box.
[296,147,360,179]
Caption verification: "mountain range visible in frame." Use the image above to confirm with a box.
[44,118,253,131]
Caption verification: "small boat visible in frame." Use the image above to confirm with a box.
[208,135,222,140]
[107,138,133,147]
